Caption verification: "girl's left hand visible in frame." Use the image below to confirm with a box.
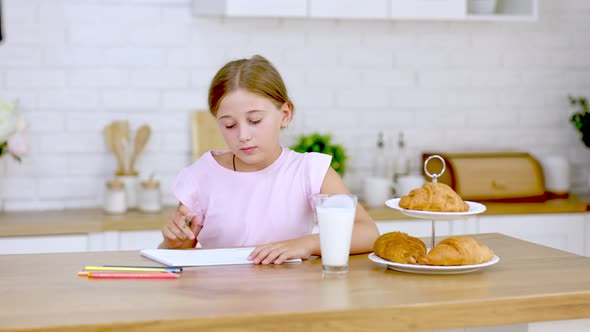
[248,236,316,265]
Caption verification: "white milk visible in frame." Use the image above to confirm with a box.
[317,206,355,266]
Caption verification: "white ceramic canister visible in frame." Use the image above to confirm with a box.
[103,180,127,214]
[537,155,570,194]
[395,174,426,198]
[116,175,139,209]
[363,176,394,208]
[139,180,162,213]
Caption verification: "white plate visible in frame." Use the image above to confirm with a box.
[385,198,486,220]
[368,252,500,274]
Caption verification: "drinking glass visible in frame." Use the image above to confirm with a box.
[312,194,357,274]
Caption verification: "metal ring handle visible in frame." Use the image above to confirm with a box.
[423,155,446,183]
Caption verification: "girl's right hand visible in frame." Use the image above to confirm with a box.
[160,204,202,249]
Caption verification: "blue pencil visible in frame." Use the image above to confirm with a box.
[102,265,183,272]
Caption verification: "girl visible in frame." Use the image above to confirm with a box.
[159,55,379,264]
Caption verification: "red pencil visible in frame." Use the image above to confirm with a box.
[86,272,179,279]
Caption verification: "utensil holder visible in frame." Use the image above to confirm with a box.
[116,175,139,209]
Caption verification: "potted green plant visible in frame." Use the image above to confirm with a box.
[568,95,590,148]
[290,133,348,175]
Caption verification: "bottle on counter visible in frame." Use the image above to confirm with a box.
[373,131,388,178]
[393,131,409,185]
[363,132,393,208]
[139,179,162,213]
[103,180,127,214]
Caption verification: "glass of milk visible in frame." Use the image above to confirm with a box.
[313,194,357,274]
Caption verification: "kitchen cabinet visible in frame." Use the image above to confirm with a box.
[466,0,538,21]
[389,0,465,20]
[376,214,588,256]
[192,0,538,22]
[309,0,387,19]
[377,217,480,238]
[117,230,163,251]
[88,230,163,252]
[0,234,89,254]
[0,209,586,256]
[376,219,453,238]
[192,0,307,18]
[478,213,587,256]
[0,231,163,255]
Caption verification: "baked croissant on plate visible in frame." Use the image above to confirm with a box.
[373,231,426,264]
[399,182,469,212]
[419,236,494,266]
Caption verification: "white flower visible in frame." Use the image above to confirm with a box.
[0,101,20,142]
[0,100,28,161]
[8,131,29,160]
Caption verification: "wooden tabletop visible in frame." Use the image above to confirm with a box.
[1,233,590,332]
[1,197,589,238]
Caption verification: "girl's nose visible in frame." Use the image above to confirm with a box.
[238,126,251,142]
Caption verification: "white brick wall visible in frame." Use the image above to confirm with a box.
[0,0,589,211]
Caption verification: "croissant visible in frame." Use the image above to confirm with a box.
[373,231,427,264]
[419,236,494,266]
[399,182,469,212]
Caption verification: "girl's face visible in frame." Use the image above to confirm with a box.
[216,89,291,169]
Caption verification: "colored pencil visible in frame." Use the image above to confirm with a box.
[103,265,182,272]
[84,266,181,273]
[86,272,179,279]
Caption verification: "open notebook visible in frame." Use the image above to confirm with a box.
[140,247,302,267]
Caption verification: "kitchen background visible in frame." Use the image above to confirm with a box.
[0,0,589,211]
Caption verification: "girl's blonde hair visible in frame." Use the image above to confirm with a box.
[208,55,294,116]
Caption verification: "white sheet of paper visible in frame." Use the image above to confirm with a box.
[140,247,302,267]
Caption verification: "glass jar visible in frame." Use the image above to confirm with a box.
[104,180,127,214]
[139,180,161,213]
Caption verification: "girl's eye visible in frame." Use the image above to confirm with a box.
[249,119,262,125]
[224,124,236,129]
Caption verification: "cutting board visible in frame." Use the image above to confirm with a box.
[191,111,227,160]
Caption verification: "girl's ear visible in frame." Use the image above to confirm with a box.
[280,102,293,128]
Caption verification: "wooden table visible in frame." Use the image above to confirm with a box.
[1,233,590,332]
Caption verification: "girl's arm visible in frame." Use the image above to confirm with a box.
[248,167,380,264]
[318,167,380,255]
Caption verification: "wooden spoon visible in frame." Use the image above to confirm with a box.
[114,138,128,176]
[105,123,126,175]
[129,125,151,176]
[104,123,115,153]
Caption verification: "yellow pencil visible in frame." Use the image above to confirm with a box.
[83,266,181,273]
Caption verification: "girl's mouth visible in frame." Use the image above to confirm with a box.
[240,147,256,153]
